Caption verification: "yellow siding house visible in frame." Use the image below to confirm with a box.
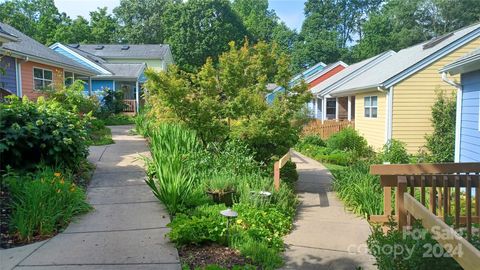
[330,23,480,153]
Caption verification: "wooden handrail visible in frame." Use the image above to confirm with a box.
[404,193,480,270]
[371,163,480,175]
[273,150,292,191]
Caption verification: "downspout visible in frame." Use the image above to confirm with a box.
[441,72,462,162]
[386,86,393,144]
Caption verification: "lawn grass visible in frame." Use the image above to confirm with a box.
[88,125,114,146]
[102,114,135,125]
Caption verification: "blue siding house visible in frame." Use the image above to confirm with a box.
[49,43,173,113]
[441,48,480,162]
[0,55,17,96]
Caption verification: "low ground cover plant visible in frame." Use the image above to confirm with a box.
[87,119,114,146]
[101,114,135,126]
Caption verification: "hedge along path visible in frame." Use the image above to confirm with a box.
[2,125,181,270]
[281,151,376,270]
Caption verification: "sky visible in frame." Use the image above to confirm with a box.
[53,0,306,31]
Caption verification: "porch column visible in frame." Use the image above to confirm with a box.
[347,96,352,121]
[89,77,92,96]
[335,97,339,121]
[321,98,327,123]
[314,97,319,119]
[135,81,140,113]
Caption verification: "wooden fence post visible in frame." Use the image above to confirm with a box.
[384,186,392,215]
[274,161,280,191]
[397,176,407,230]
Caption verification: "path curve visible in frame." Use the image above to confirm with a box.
[282,151,376,270]
[1,125,180,270]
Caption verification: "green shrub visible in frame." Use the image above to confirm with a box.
[299,134,325,147]
[380,139,410,164]
[97,88,127,117]
[280,161,298,185]
[331,161,383,217]
[46,80,99,115]
[425,91,456,162]
[0,96,89,171]
[4,167,91,242]
[367,220,480,270]
[326,127,370,157]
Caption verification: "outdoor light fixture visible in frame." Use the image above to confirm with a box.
[220,208,238,242]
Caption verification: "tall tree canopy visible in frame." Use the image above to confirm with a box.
[351,0,480,60]
[113,0,172,44]
[161,0,249,71]
[0,0,64,45]
[232,0,298,54]
[89,7,118,43]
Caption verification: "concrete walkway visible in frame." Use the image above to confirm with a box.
[1,125,180,270]
[282,151,376,270]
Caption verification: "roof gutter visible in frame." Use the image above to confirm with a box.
[441,72,462,162]
[0,48,97,76]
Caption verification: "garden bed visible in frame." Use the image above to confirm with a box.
[179,244,254,269]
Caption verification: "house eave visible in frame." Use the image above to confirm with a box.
[0,48,97,76]
[383,26,480,88]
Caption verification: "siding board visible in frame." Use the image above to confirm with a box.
[392,37,480,153]
[459,70,480,162]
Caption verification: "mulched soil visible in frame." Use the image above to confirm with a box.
[0,185,14,248]
[179,244,257,269]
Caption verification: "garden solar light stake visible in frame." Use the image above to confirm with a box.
[220,208,238,243]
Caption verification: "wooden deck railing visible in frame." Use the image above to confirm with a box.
[123,99,136,113]
[370,163,480,269]
[273,150,291,191]
[302,120,354,139]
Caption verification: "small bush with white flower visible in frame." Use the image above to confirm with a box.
[0,95,89,171]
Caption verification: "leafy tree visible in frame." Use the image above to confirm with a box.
[54,16,91,44]
[232,0,277,42]
[0,0,64,45]
[113,0,173,43]
[425,91,456,162]
[292,0,382,70]
[232,0,297,54]
[145,41,311,163]
[352,0,480,61]
[161,0,249,71]
[89,7,118,43]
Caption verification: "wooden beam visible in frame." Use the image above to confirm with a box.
[380,175,479,188]
[404,193,480,270]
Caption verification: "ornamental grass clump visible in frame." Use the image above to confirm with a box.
[331,161,383,218]
[145,124,206,215]
[4,167,91,242]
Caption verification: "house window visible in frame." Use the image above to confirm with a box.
[326,98,336,117]
[364,96,378,118]
[33,68,53,90]
[64,71,74,86]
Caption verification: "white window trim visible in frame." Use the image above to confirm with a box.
[364,95,378,118]
[326,98,336,118]
[33,67,53,91]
